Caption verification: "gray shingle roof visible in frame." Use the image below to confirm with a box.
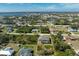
[38,35,49,41]
[38,35,50,43]
[18,48,33,56]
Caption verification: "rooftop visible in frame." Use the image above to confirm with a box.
[18,48,33,56]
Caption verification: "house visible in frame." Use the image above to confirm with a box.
[0,23,4,32]
[36,20,44,25]
[63,35,79,41]
[0,47,14,56]
[7,26,13,33]
[18,48,33,56]
[16,21,25,26]
[69,35,79,40]
[38,35,51,44]
[31,29,38,33]
[16,21,22,26]
[68,27,78,32]
[0,23,3,29]
[0,50,11,56]
[37,20,43,22]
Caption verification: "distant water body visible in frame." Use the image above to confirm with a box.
[0,12,78,16]
[0,12,28,16]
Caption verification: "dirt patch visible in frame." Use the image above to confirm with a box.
[65,39,79,51]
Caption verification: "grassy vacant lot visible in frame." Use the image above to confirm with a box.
[22,45,34,48]
[12,35,39,44]
[40,26,50,34]
[0,34,39,45]
[37,43,54,56]
[16,26,40,33]
[16,26,50,34]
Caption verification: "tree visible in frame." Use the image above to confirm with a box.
[51,31,75,56]
[37,41,44,51]
[0,34,10,45]
[65,49,75,56]
[70,23,78,30]
[57,31,63,40]
[44,48,54,56]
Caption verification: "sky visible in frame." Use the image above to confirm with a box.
[0,3,79,12]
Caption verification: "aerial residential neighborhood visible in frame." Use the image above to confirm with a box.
[0,12,79,56]
[0,3,79,56]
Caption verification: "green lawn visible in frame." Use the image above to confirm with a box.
[16,26,40,33]
[12,35,39,44]
[16,26,50,34]
[40,26,50,34]
[37,44,54,56]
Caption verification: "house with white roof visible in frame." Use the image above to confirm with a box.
[31,29,38,33]
[0,47,14,56]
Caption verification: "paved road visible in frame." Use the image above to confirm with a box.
[28,24,47,27]
[7,32,51,35]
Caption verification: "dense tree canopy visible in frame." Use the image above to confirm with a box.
[51,32,75,56]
